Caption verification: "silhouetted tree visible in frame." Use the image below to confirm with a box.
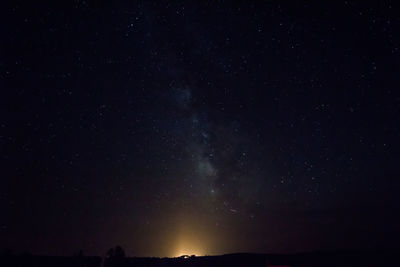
[73,249,84,257]
[114,246,125,258]
[104,246,125,267]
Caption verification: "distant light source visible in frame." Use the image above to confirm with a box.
[178,254,196,259]
[171,224,208,258]
[179,255,190,259]
[174,247,202,258]
[173,238,204,257]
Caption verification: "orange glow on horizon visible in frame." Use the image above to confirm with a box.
[171,225,209,257]
[172,239,206,257]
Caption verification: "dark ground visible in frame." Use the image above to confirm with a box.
[1,250,399,267]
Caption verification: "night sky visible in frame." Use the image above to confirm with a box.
[2,1,400,257]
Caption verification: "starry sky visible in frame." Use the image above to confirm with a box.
[2,1,400,257]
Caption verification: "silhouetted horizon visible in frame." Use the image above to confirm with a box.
[2,247,400,267]
[2,246,400,258]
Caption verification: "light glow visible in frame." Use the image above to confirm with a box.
[172,226,208,257]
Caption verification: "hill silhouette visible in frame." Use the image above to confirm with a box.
[1,248,398,267]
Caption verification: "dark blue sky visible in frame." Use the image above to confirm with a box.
[2,1,400,257]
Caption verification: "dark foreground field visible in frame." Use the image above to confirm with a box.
[1,250,398,267]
